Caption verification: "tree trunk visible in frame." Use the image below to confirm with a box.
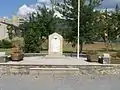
[108,40,113,50]
[80,42,83,53]
[102,36,109,52]
[39,37,42,52]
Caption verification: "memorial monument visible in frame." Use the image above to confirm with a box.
[49,32,63,55]
[46,32,64,58]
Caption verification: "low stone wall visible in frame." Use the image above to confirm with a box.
[0,64,120,76]
[77,65,120,75]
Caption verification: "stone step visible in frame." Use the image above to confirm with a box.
[43,55,67,59]
[29,68,79,71]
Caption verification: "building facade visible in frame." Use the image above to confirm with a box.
[0,16,25,40]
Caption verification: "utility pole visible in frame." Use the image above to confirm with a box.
[77,0,80,59]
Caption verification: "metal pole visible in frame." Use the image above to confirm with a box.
[77,0,80,59]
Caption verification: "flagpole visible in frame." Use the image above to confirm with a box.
[77,0,80,59]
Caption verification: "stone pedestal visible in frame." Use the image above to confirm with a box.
[11,44,24,61]
[103,53,111,64]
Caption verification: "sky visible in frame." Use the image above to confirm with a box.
[0,0,120,18]
[0,0,37,17]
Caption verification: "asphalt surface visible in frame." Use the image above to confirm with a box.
[0,73,120,90]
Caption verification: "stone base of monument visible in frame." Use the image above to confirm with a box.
[45,53,66,59]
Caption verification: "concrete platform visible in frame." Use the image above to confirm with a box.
[5,56,100,65]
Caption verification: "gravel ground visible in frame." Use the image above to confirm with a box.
[0,73,120,90]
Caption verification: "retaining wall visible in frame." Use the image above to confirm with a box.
[0,64,120,76]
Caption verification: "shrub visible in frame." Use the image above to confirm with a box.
[0,40,2,48]
[24,28,41,53]
[12,37,24,48]
[1,39,12,48]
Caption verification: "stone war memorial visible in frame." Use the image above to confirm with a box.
[48,32,63,57]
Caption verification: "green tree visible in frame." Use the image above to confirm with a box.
[3,23,22,40]
[22,5,58,53]
[94,4,120,51]
[110,4,120,40]
[93,9,110,51]
[7,25,14,40]
[56,0,103,53]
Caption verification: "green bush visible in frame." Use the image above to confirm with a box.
[1,39,12,48]
[24,28,41,53]
[0,40,3,48]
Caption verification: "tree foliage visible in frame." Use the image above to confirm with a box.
[21,5,58,53]
[56,0,103,53]
[4,0,120,53]
[93,4,120,51]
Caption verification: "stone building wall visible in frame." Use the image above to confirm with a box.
[0,16,25,40]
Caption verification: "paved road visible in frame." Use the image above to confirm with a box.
[0,73,120,90]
